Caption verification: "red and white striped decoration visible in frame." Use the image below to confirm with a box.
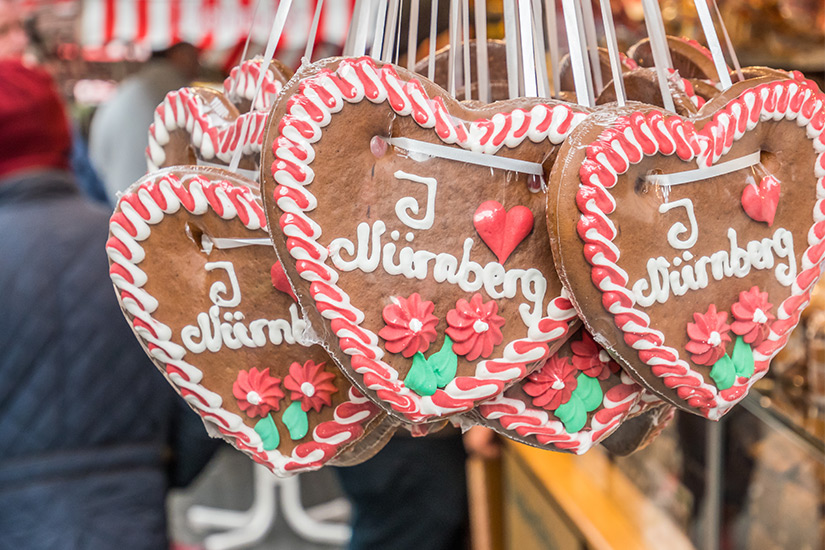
[80,0,354,55]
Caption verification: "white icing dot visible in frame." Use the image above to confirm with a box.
[551,379,565,390]
[409,318,423,333]
[223,312,233,322]
[752,308,768,324]
[682,251,694,261]
[473,320,489,333]
[405,232,414,242]
[234,312,244,321]
[246,391,262,405]
[708,331,722,346]
[300,382,316,397]
[391,230,400,240]
[598,350,610,363]
[673,257,682,267]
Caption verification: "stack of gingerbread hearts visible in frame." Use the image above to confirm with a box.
[106,24,825,476]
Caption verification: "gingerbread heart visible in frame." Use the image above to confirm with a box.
[549,75,825,419]
[107,166,386,475]
[147,59,292,173]
[628,35,723,82]
[262,57,588,423]
[467,327,648,454]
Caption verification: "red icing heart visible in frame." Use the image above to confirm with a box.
[473,201,535,264]
[741,175,780,226]
[271,261,297,301]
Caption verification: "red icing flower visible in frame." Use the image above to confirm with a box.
[378,293,439,357]
[446,293,505,361]
[730,286,774,347]
[284,360,338,413]
[685,305,732,366]
[523,355,578,410]
[233,367,284,418]
[570,331,617,380]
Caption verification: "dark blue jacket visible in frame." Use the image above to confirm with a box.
[0,171,217,549]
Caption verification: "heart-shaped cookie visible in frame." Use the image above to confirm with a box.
[147,59,292,173]
[262,57,588,423]
[467,327,648,454]
[107,166,387,475]
[549,76,825,419]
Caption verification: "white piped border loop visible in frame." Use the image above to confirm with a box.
[646,150,761,186]
[386,136,544,175]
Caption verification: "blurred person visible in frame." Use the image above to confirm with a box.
[0,60,218,550]
[0,0,26,61]
[89,42,200,202]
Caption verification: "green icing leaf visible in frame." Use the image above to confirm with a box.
[554,395,587,433]
[430,336,458,388]
[405,352,438,397]
[710,354,736,390]
[573,374,604,412]
[282,401,309,440]
[732,336,755,378]
[254,414,280,451]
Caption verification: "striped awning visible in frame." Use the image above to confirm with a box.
[80,0,355,53]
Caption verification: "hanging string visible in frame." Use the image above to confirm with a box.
[228,0,295,173]
[427,0,438,80]
[693,0,732,89]
[474,0,490,102]
[579,0,603,92]
[352,0,374,57]
[503,0,520,99]
[544,0,560,96]
[573,0,596,105]
[518,0,538,97]
[710,0,743,81]
[461,0,471,100]
[382,0,400,61]
[560,0,592,107]
[530,0,549,98]
[371,0,389,59]
[599,0,626,106]
[303,0,325,62]
[641,0,677,112]
[239,0,264,65]
[393,0,404,64]
[407,0,420,70]
[448,0,460,96]
[343,0,363,55]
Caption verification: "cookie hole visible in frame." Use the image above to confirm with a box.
[636,170,661,194]
[759,150,779,173]
[185,222,213,255]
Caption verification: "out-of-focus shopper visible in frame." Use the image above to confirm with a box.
[89,42,200,202]
[0,59,218,550]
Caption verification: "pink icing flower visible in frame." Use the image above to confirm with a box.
[685,305,732,366]
[523,355,578,410]
[730,286,774,347]
[378,293,439,358]
[570,331,617,380]
[233,367,284,418]
[284,360,338,413]
[446,293,505,361]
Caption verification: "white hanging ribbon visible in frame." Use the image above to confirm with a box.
[474,0,490,103]
[428,0,439,81]
[303,0,325,62]
[370,0,389,59]
[530,0,549,98]
[503,0,520,99]
[600,0,626,106]
[693,0,732,90]
[710,0,743,82]
[646,151,761,186]
[228,0,294,174]
[461,0,471,100]
[203,236,274,251]
[560,0,592,107]
[386,136,544,175]
[573,0,596,105]
[579,0,603,92]
[518,0,538,97]
[641,0,677,113]
[448,0,460,97]
[407,0,420,71]
[544,0,560,96]
[352,0,374,57]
